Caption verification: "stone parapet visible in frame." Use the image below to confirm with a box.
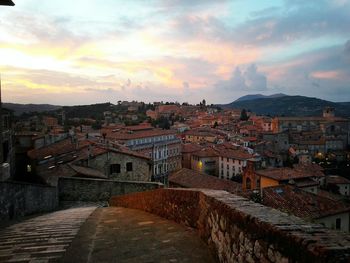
[59,177,163,202]
[110,188,350,263]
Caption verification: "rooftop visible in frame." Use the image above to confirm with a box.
[263,185,350,219]
[169,168,243,196]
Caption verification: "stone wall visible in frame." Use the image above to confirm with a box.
[88,151,151,181]
[110,188,350,263]
[58,177,163,202]
[0,181,58,221]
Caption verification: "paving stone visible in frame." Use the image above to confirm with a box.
[0,207,96,263]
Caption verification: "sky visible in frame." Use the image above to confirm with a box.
[0,0,349,105]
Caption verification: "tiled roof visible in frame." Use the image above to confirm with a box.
[169,168,243,196]
[275,116,348,121]
[257,166,324,181]
[105,129,176,141]
[217,148,254,160]
[263,185,350,219]
[327,175,350,185]
[28,139,92,160]
[192,147,219,158]
[69,164,107,179]
[182,143,203,153]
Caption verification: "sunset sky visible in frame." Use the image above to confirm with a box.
[0,0,349,105]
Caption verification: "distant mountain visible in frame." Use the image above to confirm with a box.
[234,93,287,102]
[220,95,350,117]
[3,103,61,116]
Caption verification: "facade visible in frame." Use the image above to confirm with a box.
[106,128,181,183]
[86,149,152,182]
[218,148,254,180]
[191,148,218,176]
[243,162,325,191]
[0,109,15,181]
[181,143,202,169]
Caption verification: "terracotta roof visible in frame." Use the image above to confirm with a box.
[294,178,319,188]
[105,129,176,141]
[217,148,254,160]
[69,164,107,179]
[257,166,324,181]
[77,145,151,161]
[263,185,350,219]
[192,147,219,158]
[327,175,350,185]
[182,143,203,153]
[275,116,348,121]
[169,168,243,196]
[28,138,92,160]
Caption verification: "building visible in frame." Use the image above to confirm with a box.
[104,127,181,183]
[326,175,350,196]
[181,143,203,169]
[218,148,255,180]
[243,162,325,192]
[0,108,14,181]
[191,147,219,176]
[76,145,152,182]
[42,116,58,129]
[184,130,218,143]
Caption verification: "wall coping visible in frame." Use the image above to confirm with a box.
[1,180,57,189]
[59,176,164,186]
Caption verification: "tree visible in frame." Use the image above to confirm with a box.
[240,109,249,121]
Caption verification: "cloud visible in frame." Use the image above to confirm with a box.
[262,40,350,101]
[215,64,267,92]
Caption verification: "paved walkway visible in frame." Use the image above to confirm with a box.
[0,207,96,263]
[63,207,216,263]
[0,207,216,263]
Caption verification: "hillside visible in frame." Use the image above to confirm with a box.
[3,103,61,116]
[220,95,350,117]
[235,93,286,102]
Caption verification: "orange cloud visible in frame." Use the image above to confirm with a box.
[310,70,341,80]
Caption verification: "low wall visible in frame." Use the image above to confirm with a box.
[0,181,58,221]
[110,188,350,263]
[58,177,163,202]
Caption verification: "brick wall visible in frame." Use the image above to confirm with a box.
[0,181,58,221]
[110,188,350,263]
[58,177,163,202]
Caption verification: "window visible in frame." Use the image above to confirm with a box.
[110,164,121,174]
[126,162,133,172]
[246,178,252,190]
[336,218,341,230]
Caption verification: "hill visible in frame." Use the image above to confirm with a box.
[61,103,115,119]
[220,95,350,117]
[235,93,286,102]
[3,103,61,116]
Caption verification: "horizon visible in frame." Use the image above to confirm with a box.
[2,93,349,107]
[1,0,350,105]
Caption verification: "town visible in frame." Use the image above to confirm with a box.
[2,0,350,262]
[2,98,350,227]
